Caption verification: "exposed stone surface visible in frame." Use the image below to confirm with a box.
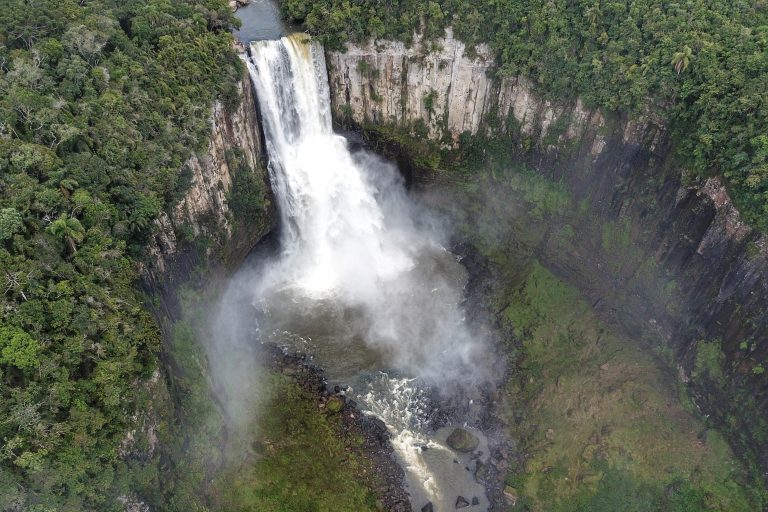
[141,67,273,315]
[118,369,166,462]
[229,0,250,11]
[327,28,595,145]
[328,29,497,139]
[117,494,152,512]
[327,30,768,483]
[455,495,470,508]
[503,486,518,506]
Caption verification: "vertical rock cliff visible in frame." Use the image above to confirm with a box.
[119,68,273,510]
[141,67,273,315]
[327,28,594,143]
[326,32,768,475]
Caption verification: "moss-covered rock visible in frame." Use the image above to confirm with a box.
[325,395,345,414]
[446,428,479,453]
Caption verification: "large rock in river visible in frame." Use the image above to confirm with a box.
[446,428,479,453]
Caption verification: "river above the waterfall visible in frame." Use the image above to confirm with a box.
[233,0,288,42]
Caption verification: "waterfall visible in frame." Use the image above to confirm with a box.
[243,34,490,510]
[247,36,409,294]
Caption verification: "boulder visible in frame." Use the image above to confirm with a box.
[503,486,518,506]
[455,495,470,508]
[421,502,434,512]
[446,428,480,453]
[325,395,345,414]
[473,459,484,479]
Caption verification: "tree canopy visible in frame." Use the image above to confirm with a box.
[0,0,241,508]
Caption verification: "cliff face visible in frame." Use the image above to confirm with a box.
[141,68,273,315]
[121,69,273,509]
[327,33,768,475]
[327,28,596,144]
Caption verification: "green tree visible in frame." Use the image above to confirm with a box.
[0,208,24,241]
[0,324,40,370]
[671,45,693,75]
[47,213,84,255]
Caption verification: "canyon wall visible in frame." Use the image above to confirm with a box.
[326,32,768,475]
[141,67,273,316]
[120,68,273,509]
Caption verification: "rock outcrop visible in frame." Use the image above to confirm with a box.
[326,30,768,477]
[141,67,273,316]
[446,428,480,453]
[229,0,250,12]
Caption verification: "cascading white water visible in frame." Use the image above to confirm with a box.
[247,36,411,297]
[243,33,490,510]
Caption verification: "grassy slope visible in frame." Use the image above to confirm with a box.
[153,285,380,511]
[494,263,762,511]
[211,373,379,512]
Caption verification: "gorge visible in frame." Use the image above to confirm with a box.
[131,9,768,512]
[144,24,766,511]
[1,1,766,511]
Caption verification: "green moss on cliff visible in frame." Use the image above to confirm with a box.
[496,263,764,511]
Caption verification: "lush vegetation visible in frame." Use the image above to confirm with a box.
[213,374,380,512]
[0,0,242,509]
[284,0,768,229]
[493,263,764,511]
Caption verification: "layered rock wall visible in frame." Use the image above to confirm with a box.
[327,32,768,475]
[141,67,273,314]
[327,28,593,143]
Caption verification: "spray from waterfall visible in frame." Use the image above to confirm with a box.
[237,33,484,382]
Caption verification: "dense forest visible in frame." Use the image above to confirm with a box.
[283,0,768,230]
[0,0,241,509]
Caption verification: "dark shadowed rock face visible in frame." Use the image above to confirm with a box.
[455,495,470,508]
[529,117,768,478]
[468,122,768,479]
